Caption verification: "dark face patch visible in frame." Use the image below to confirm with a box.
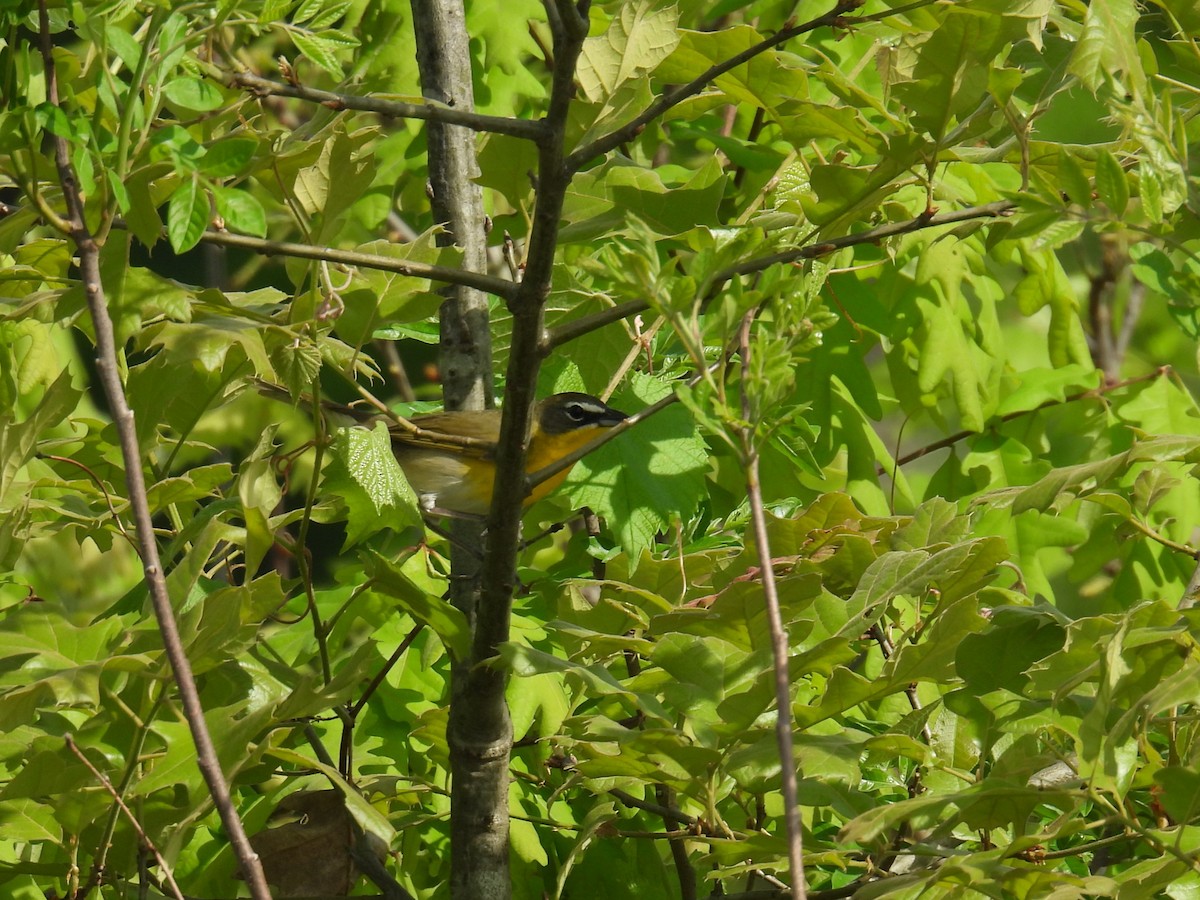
[539,392,628,435]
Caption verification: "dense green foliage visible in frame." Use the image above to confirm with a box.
[3,0,1200,897]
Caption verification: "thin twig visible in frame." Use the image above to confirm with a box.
[350,624,425,716]
[1124,516,1200,560]
[1178,559,1200,610]
[41,454,133,544]
[713,200,1016,286]
[656,784,698,900]
[374,339,417,402]
[543,299,649,352]
[609,789,700,829]
[229,70,546,140]
[737,312,806,899]
[1114,281,1146,363]
[869,624,933,743]
[883,366,1167,471]
[35,3,271,895]
[75,688,168,900]
[65,736,186,900]
[168,226,519,300]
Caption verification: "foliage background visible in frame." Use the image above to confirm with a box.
[3,0,1200,897]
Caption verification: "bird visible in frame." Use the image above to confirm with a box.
[256,381,628,516]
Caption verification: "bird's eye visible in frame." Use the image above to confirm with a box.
[565,403,587,422]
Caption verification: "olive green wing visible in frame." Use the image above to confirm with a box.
[387,409,502,460]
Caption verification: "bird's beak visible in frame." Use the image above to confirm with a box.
[600,406,628,427]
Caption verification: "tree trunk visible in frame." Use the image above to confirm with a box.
[410,3,509,899]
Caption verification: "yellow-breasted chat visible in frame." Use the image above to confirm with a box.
[258,381,628,516]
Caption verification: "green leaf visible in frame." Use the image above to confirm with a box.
[892,9,1009,138]
[166,176,209,253]
[994,365,1099,417]
[915,300,986,432]
[1012,436,1200,514]
[323,423,422,545]
[125,351,223,451]
[1067,0,1142,94]
[264,328,322,398]
[105,23,143,73]
[564,375,707,564]
[576,1,680,103]
[34,102,79,141]
[502,644,669,722]
[561,157,726,243]
[161,77,224,112]
[291,29,357,77]
[197,138,259,177]
[237,427,283,578]
[0,370,81,500]
[957,606,1066,692]
[657,23,805,110]
[123,165,165,249]
[335,232,457,346]
[265,747,397,848]
[1056,148,1092,207]
[365,550,469,660]
[1095,150,1129,216]
[212,185,267,237]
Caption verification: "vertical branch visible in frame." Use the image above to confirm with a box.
[409,3,501,898]
[411,0,494,412]
[431,3,591,898]
[33,4,271,898]
[736,313,807,899]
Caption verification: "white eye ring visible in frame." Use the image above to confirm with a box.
[565,403,588,422]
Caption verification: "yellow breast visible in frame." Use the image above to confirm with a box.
[524,427,608,506]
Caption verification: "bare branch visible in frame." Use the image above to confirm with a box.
[229,70,546,140]
[408,2,505,898]
[656,784,697,900]
[543,299,649,351]
[185,227,519,301]
[1179,558,1200,610]
[35,3,271,897]
[566,0,861,171]
[5,200,519,299]
[412,0,496,412]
